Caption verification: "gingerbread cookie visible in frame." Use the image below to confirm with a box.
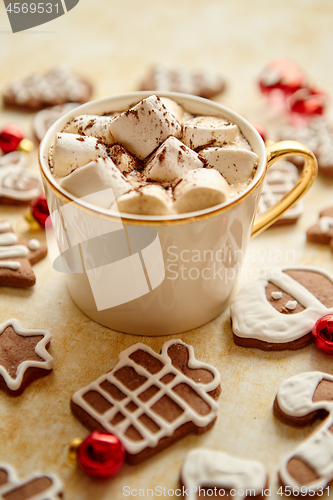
[274,371,333,493]
[0,318,54,395]
[230,267,333,350]
[71,340,221,464]
[0,153,42,204]
[306,206,333,252]
[3,67,92,111]
[33,102,80,142]
[140,64,226,98]
[0,221,47,287]
[257,160,303,226]
[181,448,268,499]
[278,119,333,177]
[0,463,62,498]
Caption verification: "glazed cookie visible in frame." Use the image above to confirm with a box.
[306,207,333,252]
[0,221,47,287]
[278,119,333,177]
[71,340,221,464]
[257,160,303,226]
[181,449,268,499]
[0,463,62,498]
[274,371,333,493]
[3,67,92,111]
[140,64,226,98]
[0,152,42,204]
[230,267,333,350]
[0,319,54,396]
[33,102,80,142]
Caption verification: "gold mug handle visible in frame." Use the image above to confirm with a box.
[251,140,318,238]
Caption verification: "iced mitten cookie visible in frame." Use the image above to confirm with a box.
[257,161,303,226]
[274,372,333,492]
[0,221,47,287]
[0,319,54,396]
[230,267,333,350]
[181,449,268,499]
[0,464,63,498]
[71,340,221,464]
[307,207,333,252]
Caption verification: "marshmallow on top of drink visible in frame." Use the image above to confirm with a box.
[49,95,258,215]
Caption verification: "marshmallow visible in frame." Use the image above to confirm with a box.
[112,184,174,215]
[63,114,115,144]
[59,157,132,209]
[108,144,139,173]
[146,136,204,184]
[160,97,184,125]
[200,146,259,184]
[52,133,107,177]
[182,116,239,149]
[174,168,229,213]
[109,95,182,160]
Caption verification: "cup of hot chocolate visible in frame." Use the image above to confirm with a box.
[39,92,317,335]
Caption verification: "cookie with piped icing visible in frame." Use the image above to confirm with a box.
[306,206,333,252]
[0,463,62,498]
[0,152,42,205]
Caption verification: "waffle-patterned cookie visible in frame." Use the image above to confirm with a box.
[257,160,303,226]
[0,464,63,499]
[71,340,221,464]
[306,206,333,252]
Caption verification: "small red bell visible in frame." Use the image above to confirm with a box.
[69,431,125,479]
[259,57,306,96]
[31,195,50,228]
[288,87,327,118]
[312,314,333,355]
[0,124,24,154]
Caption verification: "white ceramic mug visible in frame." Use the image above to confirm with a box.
[39,92,317,335]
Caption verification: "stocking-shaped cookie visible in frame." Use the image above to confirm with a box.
[274,371,333,492]
[231,267,333,350]
[0,464,63,498]
[71,340,221,464]
[307,207,333,252]
[181,449,268,500]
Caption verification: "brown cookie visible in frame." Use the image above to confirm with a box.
[0,151,42,205]
[257,160,303,226]
[0,463,62,498]
[181,448,269,499]
[0,221,47,287]
[71,339,221,465]
[306,207,333,252]
[230,267,333,350]
[33,102,81,142]
[0,319,54,396]
[274,371,333,493]
[3,67,92,111]
[140,64,226,98]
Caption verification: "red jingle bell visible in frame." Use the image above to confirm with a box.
[312,314,333,355]
[72,431,126,479]
[288,87,327,119]
[31,195,50,228]
[0,124,24,154]
[259,57,306,97]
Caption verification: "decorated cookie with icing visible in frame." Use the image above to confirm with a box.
[71,339,221,464]
[0,221,47,287]
[274,371,333,492]
[181,449,268,500]
[0,319,54,395]
[33,102,80,142]
[278,119,333,177]
[0,463,62,498]
[257,161,303,226]
[3,66,92,111]
[306,206,333,252]
[0,151,42,205]
[140,64,226,99]
[230,267,333,350]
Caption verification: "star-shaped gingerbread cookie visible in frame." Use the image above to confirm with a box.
[306,206,333,252]
[0,221,47,287]
[0,319,54,395]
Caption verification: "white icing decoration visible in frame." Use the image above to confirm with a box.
[0,260,20,270]
[271,291,283,300]
[0,319,54,391]
[72,339,220,455]
[0,170,41,201]
[0,245,28,260]
[28,239,40,250]
[0,463,62,499]
[285,300,298,310]
[0,151,26,171]
[0,227,29,263]
[277,372,333,491]
[182,448,267,500]
[231,267,333,343]
[0,233,18,245]
[319,216,333,234]
[0,222,11,233]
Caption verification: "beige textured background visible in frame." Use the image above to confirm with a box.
[1,1,333,499]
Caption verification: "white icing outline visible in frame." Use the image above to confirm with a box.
[181,448,267,500]
[72,339,220,455]
[0,464,62,499]
[0,169,41,201]
[231,267,333,343]
[277,371,333,491]
[0,319,54,391]
[319,216,333,234]
[0,151,26,171]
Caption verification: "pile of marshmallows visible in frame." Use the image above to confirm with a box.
[50,95,259,215]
